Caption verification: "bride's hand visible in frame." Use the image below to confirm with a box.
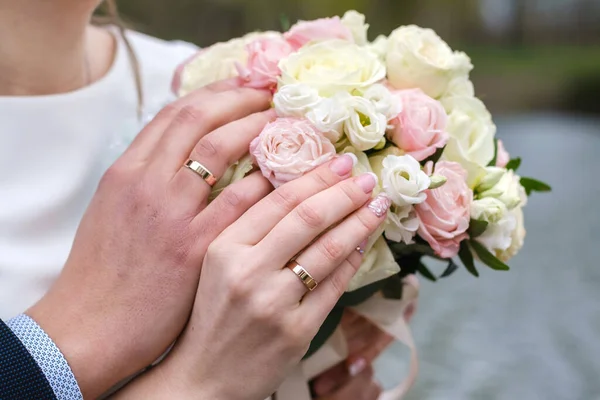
[27,79,275,398]
[116,158,391,400]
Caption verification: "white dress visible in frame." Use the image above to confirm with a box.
[0,30,197,319]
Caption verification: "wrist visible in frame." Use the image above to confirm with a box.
[27,284,122,398]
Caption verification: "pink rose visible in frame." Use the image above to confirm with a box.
[284,17,353,50]
[415,161,472,258]
[495,139,510,168]
[250,118,336,187]
[236,37,294,90]
[387,89,449,161]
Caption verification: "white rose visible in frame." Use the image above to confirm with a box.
[342,95,387,151]
[476,166,505,192]
[348,237,400,291]
[361,84,402,121]
[278,39,386,96]
[477,209,517,256]
[471,197,507,224]
[379,155,430,206]
[368,35,388,60]
[386,25,473,99]
[443,76,475,98]
[273,83,321,118]
[441,96,496,187]
[478,169,524,210]
[178,31,281,96]
[385,204,419,244]
[341,10,369,46]
[306,94,349,143]
[498,206,526,262]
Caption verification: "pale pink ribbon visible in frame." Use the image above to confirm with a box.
[268,275,420,400]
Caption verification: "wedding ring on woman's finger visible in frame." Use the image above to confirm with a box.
[285,261,318,291]
[184,159,217,187]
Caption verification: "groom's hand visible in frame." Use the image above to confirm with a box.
[27,79,274,398]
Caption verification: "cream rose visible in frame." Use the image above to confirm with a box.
[278,40,386,96]
[441,96,496,187]
[378,155,431,207]
[471,197,507,224]
[385,205,419,244]
[306,93,350,143]
[498,206,526,262]
[386,25,473,99]
[209,154,254,202]
[477,210,517,257]
[250,118,336,187]
[348,237,400,291]
[368,35,388,60]
[273,83,321,118]
[176,31,281,96]
[362,84,402,122]
[342,95,387,151]
[477,169,524,210]
[442,75,475,99]
[341,10,369,46]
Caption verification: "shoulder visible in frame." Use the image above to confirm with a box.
[123,30,199,109]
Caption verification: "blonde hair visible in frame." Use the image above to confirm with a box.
[94,0,144,117]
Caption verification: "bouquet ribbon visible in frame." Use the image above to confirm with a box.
[269,275,420,400]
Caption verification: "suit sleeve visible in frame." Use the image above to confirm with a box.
[0,317,57,399]
[2,315,83,400]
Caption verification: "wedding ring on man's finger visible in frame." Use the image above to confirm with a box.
[184,159,217,187]
[286,261,318,291]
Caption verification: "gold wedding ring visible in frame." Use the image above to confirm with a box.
[286,261,318,291]
[184,159,217,187]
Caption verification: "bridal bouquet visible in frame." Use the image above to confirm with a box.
[172,10,550,397]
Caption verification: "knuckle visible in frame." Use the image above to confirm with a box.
[219,186,245,208]
[311,167,334,189]
[318,236,346,264]
[194,136,220,159]
[339,181,364,206]
[270,187,300,211]
[356,208,379,233]
[175,105,207,126]
[249,296,278,323]
[158,103,181,120]
[295,203,324,229]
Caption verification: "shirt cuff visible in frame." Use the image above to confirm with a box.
[7,314,83,400]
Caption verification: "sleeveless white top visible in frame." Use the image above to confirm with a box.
[0,30,197,319]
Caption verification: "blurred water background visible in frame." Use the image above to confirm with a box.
[115,0,600,398]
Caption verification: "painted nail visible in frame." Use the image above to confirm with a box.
[349,358,367,377]
[356,173,377,193]
[345,152,358,167]
[367,194,392,218]
[356,239,368,255]
[330,154,355,176]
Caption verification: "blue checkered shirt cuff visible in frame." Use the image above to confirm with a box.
[7,314,83,400]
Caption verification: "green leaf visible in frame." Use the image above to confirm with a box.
[469,240,510,271]
[279,13,291,31]
[439,259,459,278]
[468,219,489,238]
[488,138,499,166]
[424,146,445,165]
[303,306,344,359]
[505,157,522,171]
[520,177,552,196]
[388,242,435,257]
[459,241,479,277]
[337,278,387,307]
[417,261,437,282]
[381,275,404,300]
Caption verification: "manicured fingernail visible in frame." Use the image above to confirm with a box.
[356,173,377,193]
[330,154,355,176]
[367,194,392,218]
[349,358,367,377]
[345,152,358,167]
